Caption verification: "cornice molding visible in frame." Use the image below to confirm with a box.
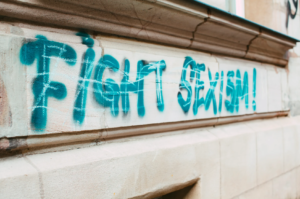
[0,0,297,66]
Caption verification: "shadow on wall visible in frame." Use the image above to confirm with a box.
[152,184,197,199]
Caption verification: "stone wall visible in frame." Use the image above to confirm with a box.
[0,26,289,137]
[0,1,299,199]
[1,116,300,199]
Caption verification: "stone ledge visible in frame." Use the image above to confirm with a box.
[0,111,288,154]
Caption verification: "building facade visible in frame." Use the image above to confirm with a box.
[0,0,300,199]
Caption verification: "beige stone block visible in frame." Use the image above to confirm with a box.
[257,127,284,184]
[297,167,300,198]
[255,182,273,199]
[0,35,28,137]
[245,117,281,132]
[272,169,297,199]
[0,157,40,199]
[294,120,300,167]
[280,68,289,111]
[238,187,258,199]
[266,65,282,112]
[288,57,300,109]
[238,181,273,199]
[25,129,219,199]
[245,0,274,28]
[194,136,221,199]
[209,124,257,199]
[283,125,298,172]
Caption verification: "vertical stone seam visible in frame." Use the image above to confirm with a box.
[207,130,222,199]
[281,126,285,174]
[95,36,107,141]
[255,131,259,188]
[97,36,105,57]
[211,56,222,199]
[218,134,222,199]
[23,155,45,199]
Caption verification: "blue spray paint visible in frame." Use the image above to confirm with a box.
[20,35,77,131]
[177,57,197,113]
[73,33,95,124]
[225,70,249,113]
[252,68,257,111]
[193,63,206,115]
[121,59,166,117]
[204,69,219,115]
[76,32,95,47]
[225,71,236,113]
[219,71,224,113]
[236,70,249,109]
[121,59,132,115]
[93,55,120,117]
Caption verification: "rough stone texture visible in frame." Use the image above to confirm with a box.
[0,34,27,137]
[208,123,257,199]
[0,157,40,199]
[0,74,12,126]
[1,116,300,199]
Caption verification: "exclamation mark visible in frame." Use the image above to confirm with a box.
[219,71,224,113]
[252,68,256,111]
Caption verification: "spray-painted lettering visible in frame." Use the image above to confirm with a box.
[20,35,258,132]
[73,33,95,124]
[20,35,77,131]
